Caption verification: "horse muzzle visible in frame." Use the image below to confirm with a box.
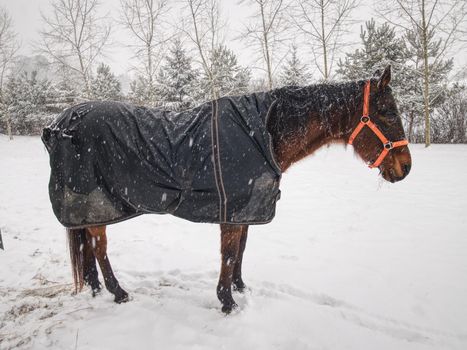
[380,156,412,183]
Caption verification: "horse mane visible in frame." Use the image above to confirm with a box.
[269,80,367,137]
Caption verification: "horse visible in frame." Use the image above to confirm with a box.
[42,65,411,314]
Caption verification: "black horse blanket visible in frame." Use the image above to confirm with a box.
[42,93,282,228]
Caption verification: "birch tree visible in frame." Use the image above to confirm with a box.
[240,0,288,90]
[120,0,170,106]
[0,7,20,139]
[183,0,225,99]
[377,0,467,146]
[39,0,111,98]
[292,0,359,80]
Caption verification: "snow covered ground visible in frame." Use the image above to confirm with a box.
[0,135,466,350]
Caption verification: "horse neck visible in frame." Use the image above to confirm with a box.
[267,82,363,171]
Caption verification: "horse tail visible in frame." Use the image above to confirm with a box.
[67,228,86,293]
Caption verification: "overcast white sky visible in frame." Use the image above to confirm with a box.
[0,0,260,75]
[0,0,465,79]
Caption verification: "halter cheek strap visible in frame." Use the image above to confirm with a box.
[348,80,409,168]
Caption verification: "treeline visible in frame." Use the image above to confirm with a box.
[0,0,466,144]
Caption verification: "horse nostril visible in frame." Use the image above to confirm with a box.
[403,164,411,176]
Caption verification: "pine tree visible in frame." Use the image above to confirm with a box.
[90,63,122,101]
[197,45,250,103]
[52,64,80,108]
[279,45,311,87]
[337,19,454,143]
[2,70,55,134]
[337,19,407,80]
[128,75,157,106]
[432,83,467,143]
[403,26,453,142]
[156,40,196,111]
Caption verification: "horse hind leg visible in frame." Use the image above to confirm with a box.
[83,232,101,296]
[217,224,245,313]
[232,226,248,292]
[86,226,129,303]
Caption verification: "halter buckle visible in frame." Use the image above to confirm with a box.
[361,116,370,123]
[384,141,393,150]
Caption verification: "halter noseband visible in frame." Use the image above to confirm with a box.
[348,80,408,168]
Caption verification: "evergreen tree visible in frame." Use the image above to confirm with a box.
[156,40,196,111]
[279,45,311,87]
[337,19,408,80]
[90,63,122,101]
[197,45,250,103]
[432,83,467,143]
[337,19,453,142]
[128,75,159,107]
[52,64,80,108]
[1,70,55,134]
[403,26,453,141]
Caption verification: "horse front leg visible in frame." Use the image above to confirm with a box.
[217,224,245,313]
[86,226,129,303]
[233,225,248,292]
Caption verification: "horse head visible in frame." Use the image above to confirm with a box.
[348,65,412,183]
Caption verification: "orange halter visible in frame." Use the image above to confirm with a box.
[348,80,409,168]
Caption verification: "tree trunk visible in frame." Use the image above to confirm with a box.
[189,1,218,99]
[421,0,430,147]
[407,110,415,142]
[6,112,13,140]
[260,2,273,90]
[320,0,328,80]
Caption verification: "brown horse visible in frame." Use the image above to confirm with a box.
[65,65,411,313]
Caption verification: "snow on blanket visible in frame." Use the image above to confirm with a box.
[42,97,280,228]
[0,135,466,350]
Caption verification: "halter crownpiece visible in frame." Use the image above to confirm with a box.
[348,80,409,168]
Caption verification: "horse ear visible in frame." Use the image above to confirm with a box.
[377,65,391,90]
[372,69,381,77]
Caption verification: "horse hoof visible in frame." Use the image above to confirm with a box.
[221,303,238,314]
[114,290,129,304]
[92,287,102,297]
[233,283,246,293]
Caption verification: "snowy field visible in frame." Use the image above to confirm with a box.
[0,135,466,350]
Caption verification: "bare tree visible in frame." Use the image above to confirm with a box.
[0,7,20,140]
[38,0,111,98]
[182,0,225,99]
[120,0,170,105]
[292,0,359,80]
[377,0,467,147]
[240,0,288,90]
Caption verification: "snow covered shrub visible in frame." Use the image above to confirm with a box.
[431,84,467,143]
[156,39,197,111]
[0,70,57,135]
[90,63,122,101]
[279,45,311,87]
[11,113,56,135]
[128,75,159,107]
[195,45,250,103]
